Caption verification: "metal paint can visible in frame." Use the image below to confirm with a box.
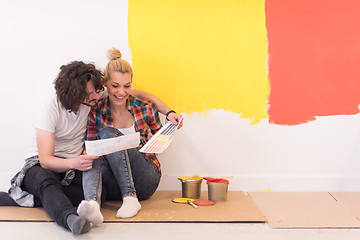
[180,177,203,199]
[208,182,229,202]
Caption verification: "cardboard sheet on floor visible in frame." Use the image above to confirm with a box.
[0,206,52,222]
[0,191,266,223]
[249,192,360,228]
[330,192,360,219]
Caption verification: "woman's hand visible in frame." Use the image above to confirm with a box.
[167,112,184,129]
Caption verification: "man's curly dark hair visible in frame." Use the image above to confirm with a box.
[54,61,104,112]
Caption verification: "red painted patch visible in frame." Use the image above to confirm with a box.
[266,0,360,125]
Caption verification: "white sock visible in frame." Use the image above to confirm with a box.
[77,200,104,226]
[116,196,141,218]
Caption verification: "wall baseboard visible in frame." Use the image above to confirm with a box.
[1,173,359,192]
[157,174,360,192]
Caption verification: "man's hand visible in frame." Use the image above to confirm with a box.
[72,155,99,171]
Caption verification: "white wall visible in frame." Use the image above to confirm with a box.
[158,110,360,192]
[0,0,132,189]
[1,0,359,192]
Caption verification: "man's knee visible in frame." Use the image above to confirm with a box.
[24,166,61,192]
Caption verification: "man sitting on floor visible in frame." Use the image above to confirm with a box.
[0,61,181,234]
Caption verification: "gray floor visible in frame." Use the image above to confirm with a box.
[1,222,360,240]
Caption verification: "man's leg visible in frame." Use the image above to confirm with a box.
[62,170,85,207]
[0,192,19,206]
[22,165,90,234]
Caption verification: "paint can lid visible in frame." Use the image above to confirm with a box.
[193,200,215,206]
[178,176,203,181]
[172,198,195,203]
[203,177,229,184]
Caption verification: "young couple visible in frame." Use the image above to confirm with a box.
[0,47,182,234]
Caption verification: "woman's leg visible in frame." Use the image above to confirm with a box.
[98,127,141,218]
[99,128,137,198]
[116,147,161,218]
[101,152,161,201]
[82,157,103,203]
[22,165,90,234]
[126,148,161,201]
[77,157,104,225]
[99,127,161,217]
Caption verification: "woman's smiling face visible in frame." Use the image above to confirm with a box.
[106,71,132,107]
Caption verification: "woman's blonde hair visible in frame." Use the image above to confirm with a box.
[104,47,133,83]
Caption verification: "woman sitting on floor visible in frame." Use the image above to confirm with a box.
[77,47,183,225]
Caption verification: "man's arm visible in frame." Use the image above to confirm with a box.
[36,128,98,172]
[132,90,183,127]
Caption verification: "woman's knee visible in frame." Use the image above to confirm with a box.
[137,184,159,201]
[135,175,161,201]
[98,127,123,139]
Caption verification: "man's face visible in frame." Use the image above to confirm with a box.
[83,81,100,107]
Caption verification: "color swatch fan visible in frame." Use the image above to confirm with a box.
[140,122,179,153]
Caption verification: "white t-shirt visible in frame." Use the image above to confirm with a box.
[28,96,91,159]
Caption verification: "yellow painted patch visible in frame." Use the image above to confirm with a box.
[129,0,269,123]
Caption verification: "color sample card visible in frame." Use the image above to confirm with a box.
[140,122,178,153]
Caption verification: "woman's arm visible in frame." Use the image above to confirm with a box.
[132,89,183,127]
[132,90,171,114]
[36,128,97,172]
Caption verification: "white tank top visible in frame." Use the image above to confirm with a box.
[118,124,136,135]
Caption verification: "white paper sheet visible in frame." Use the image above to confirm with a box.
[85,132,140,156]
